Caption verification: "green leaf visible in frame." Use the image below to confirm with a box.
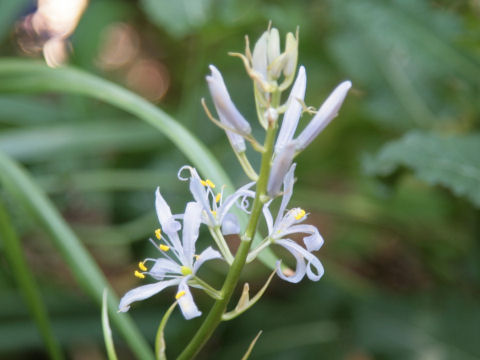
[0,151,154,360]
[102,290,118,360]
[155,301,178,360]
[364,131,480,207]
[0,199,64,360]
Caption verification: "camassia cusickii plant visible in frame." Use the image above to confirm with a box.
[111,26,352,359]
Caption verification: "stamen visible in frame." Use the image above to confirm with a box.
[201,179,216,188]
[138,261,147,271]
[211,210,217,216]
[295,209,306,220]
[215,193,221,203]
[159,244,170,251]
[175,291,186,300]
[134,270,145,279]
[155,228,162,240]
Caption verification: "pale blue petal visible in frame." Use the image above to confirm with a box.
[182,202,202,267]
[207,65,251,135]
[262,203,274,235]
[296,80,352,151]
[275,163,296,228]
[218,181,255,223]
[277,239,324,282]
[148,258,181,280]
[275,67,306,153]
[267,142,296,197]
[177,278,202,320]
[193,247,222,274]
[282,224,324,252]
[221,213,240,235]
[118,278,180,312]
[275,239,307,283]
[188,171,216,225]
[155,188,181,236]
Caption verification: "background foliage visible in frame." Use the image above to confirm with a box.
[0,0,479,359]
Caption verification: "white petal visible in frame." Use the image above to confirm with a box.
[221,213,240,235]
[267,142,296,197]
[182,202,202,267]
[193,247,222,274]
[282,224,324,252]
[296,80,352,151]
[118,278,180,312]
[188,172,216,225]
[262,203,274,235]
[275,67,306,153]
[177,278,202,320]
[218,181,255,223]
[267,28,280,65]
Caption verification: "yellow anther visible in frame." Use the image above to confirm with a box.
[201,179,216,188]
[134,270,145,279]
[215,193,221,203]
[175,290,186,300]
[138,261,147,271]
[194,254,200,259]
[155,228,162,240]
[180,266,192,276]
[159,244,170,252]
[295,209,306,220]
[211,210,217,216]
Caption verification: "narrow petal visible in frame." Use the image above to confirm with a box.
[267,142,296,197]
[267,28,280,65]
[281,224,324,252]
[207,65,251,135]
[252,31,268,79]
[275,67,306,153]
[262,203,274,235]
[118,278,180,312]
[275,163,296,228]
[277,239,324,282]
[188,172,216,225]
[221,213,240,235]
[193,247,222,274]
[182,202,202,267]
[218,181,255,223]
[155,188,181,236]
[148,258,181,280]
[296,80,352,151]
[275,239,307,283]
[177,278,202,320]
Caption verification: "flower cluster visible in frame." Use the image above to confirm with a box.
[119,26,351,320]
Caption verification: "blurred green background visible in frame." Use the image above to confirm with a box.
[0,0,479,359]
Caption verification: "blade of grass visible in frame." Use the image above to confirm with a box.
[0,150,154,360]
[0,199,64,360]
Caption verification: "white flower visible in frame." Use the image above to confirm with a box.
[206,65,251,153]
[267,141,296,197]
[263,164,324,283]
[118,190,222,320]
[178,165,254,235]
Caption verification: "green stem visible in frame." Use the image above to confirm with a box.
[177,125,277,360]
[208,226,234,264]
[191,276,222,300]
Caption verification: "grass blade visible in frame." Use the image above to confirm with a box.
[0,199,64,360]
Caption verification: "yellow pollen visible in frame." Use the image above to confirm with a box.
[201,179,216,188]
[159,244,170,251]
[215,193,221,203]
[155,228,162,240]
[295,209,306,220]
[134,270,145,279]
[175,291,186,300]
[194,254,200,259]
[211,210,217,216]
[138,261,147,271]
